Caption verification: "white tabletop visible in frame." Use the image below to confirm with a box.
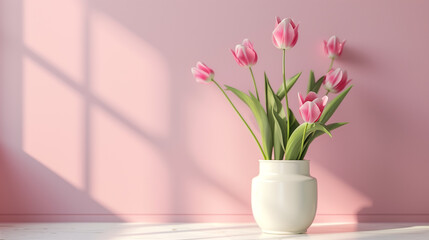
[1,222,429,240]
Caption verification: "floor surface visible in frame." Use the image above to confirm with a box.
[1,222,429,240]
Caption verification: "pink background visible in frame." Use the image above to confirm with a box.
[1,0,429,222]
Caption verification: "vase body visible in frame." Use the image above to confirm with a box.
[251,160,317,234]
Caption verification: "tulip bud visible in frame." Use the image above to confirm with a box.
[231,39,258,67]
[298,92,328,123]
[272,17,299,50]
[298,91,318,106]
[323,36,346,58]
[324,68,352,93]
[191,62,214,84]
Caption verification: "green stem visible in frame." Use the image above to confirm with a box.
[212,79,267,159]
[304,88,329,158]
[305,57,334,158]
[249,67,260,101]
[282,49,290,158]
[328,57,335,72]
[299,123,308,160]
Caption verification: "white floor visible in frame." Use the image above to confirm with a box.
[0,223,429,240]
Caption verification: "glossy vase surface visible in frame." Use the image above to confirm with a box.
[251,160,317,234]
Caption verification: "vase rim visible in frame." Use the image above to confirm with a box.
[259,159,309,162]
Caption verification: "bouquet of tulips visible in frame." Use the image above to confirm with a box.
[192,17,352,160]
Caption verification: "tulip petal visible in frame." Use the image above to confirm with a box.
[272,33,281,49]
[338,40,346,56]
[273,18,298,49]
[231,49,244,66]
[299,102,309,122]
[197,62,213,74]
[275,16,282,26]
[327,36,338,55]
[232,41,258,67]
[192,67,210,84]
[192,67,209,80]
[242,38,253,49]
[305,91,318,102]
[285,21,296,47]
[290,24,299,47]
[312,99,324,112]
[195,77,211,85]
[342,70,348,81]
[298,92,305,106]
[253,49,258,65]
[244,47,257,66]
[288,18,296,28]
[192,62,214,84]
[324,68,350,93]
[236,45,250,66]
[334,77,351,93]
[300,101,321,123]
[330,68,343,88]
[322,96,329,107]
[273,22,285,49]
[312,96,328,112]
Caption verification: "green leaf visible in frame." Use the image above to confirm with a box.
[311,76,325,94]
[307,70,315,93]
[285,123,332,160]
[300,122,349,159]
[310,123,332,137]
[272,108,286,157]
[225,85,273,159]
[312,122,347,139]
[285,123,305,160]
[265,73,286,159]
[288,108,300,133]
[265,74,274,140]
[276,72,302,100]
[319,86,353,124]
[249,91,273,159]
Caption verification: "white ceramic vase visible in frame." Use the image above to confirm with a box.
[251,160,317,234]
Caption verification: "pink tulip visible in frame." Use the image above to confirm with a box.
[324,68,352,93]
[323,36,346,58]
[231,39,258,67]
[298,92,328,123]
[191,62,214,84]
[272,17,299,49]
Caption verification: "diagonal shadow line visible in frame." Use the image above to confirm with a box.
[23,46,166,150]
[0,149,123,221]
[23,46,249,216]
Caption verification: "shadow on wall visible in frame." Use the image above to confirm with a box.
[2,0,429,222]
[0,0,122,221]
[312,42,429,222]
[0,0,250,222]
[0,149,122,222]
[85,0,429,223]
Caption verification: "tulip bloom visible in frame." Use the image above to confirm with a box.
[272,17,299,49]
[191,62,214,84]
[324,68,352,93]
[324,36,346,58]
[231,39,260,100]
[231,39,258,67]
[298,92,328,123]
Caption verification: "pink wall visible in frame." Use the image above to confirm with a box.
[1,0,429,222]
